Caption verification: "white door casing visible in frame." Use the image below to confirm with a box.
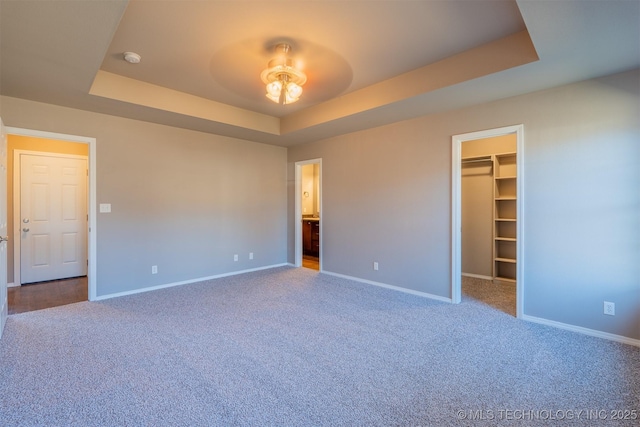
[19,153,87,284]
[452,124,524,318]
[0,119,8,338]
[7,128,96,300]
[294,158,322,269]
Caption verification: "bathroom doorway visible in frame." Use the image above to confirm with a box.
[295,159,321,271]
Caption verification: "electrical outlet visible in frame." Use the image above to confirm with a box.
[234,254,238,262]
[249,252,254,260]
[603,301,615,316]
[151,265,158,274]
[373,262,379,271]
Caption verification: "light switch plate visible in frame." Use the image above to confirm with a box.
[99,203,111,213]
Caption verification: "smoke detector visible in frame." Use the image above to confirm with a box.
[123,52,141,64]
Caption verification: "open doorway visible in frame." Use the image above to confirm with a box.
[5,128,97,311]
[452,125,524,318]
[295,159,322,271]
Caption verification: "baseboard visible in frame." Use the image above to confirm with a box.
[7,282,18,288]
[321,270,452,303]
[522,314,640,348]
[461,273,493,280]
[93,263,289,301]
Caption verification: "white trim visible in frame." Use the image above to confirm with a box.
[12,150,86,159]
[322,270,453,303]
[461,273,493,281]
[5,127,97,301]
[0,117,6,340]
[522,314,640,348]
[451,124,524,318]
[294,158,322,270]
[451,136,462,304]
[7,282,17,288]
[93,263,288,301]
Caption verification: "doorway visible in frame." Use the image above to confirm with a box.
[6,128,97,302]
[1,119,8,337]
[452,125,524,318]
[295,159,322,270]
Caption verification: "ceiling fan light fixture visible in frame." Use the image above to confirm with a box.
[260,43,306,105]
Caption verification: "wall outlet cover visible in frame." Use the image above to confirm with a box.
[603,301,615,316]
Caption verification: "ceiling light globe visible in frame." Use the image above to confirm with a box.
[286,82,303,99]
[266,81,282,98]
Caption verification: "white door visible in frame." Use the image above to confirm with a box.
[0,119,8,337]
[20,154,87,284]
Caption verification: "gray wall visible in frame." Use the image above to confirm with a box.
[1,96,287,297]
[288,69,640,340]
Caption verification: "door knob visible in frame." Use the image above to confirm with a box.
[23,218,29,223]
[0,236,8,243]
[22,228,29,232]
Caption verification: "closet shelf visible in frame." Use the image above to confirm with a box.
[494,276,516,283]
[493,152,517,284]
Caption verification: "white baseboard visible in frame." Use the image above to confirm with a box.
[321,270,452,303]
[7,282,18,288]
[522,314,640,348]
[93,263,289,301]
[461,273,493,280]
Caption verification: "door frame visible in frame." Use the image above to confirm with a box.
[14,150,88,286]
[1,118,8,338]
[6,127,97,301]
[294,158,322,269]
[451,124,524,317]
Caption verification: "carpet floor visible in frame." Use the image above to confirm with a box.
[1,267,638,426]
[462,275,516,317]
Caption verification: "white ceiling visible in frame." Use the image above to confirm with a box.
[1,0,639,147]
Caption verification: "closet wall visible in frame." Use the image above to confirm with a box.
[461,135,516,278]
